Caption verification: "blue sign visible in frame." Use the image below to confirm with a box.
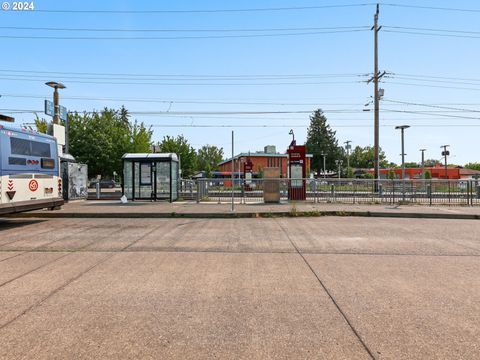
[44,100,54,117]
[59,106,68,121]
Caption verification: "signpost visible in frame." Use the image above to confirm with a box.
[45,100,67,121]
[287,145,307,201]
[44,100,54,117]
[59,106,68,121]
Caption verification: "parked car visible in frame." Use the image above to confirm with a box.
[89,179,116,189]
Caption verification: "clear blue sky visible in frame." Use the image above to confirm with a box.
[1,0,479,165]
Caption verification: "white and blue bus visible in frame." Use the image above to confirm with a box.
[0,123,64,215]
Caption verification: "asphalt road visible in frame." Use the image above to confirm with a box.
[0,217,479,359]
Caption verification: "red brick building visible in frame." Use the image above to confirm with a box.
[218,145,312,178]
[373,165,480,180]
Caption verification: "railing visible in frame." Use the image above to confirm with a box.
[179,178,480,206]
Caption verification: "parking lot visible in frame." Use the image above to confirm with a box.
[1,216,479,359]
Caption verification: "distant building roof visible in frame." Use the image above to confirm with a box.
[219,152,312,166]
[122,153,179,161]
[460,168,480,176]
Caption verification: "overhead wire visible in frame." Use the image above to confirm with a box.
[29,3,377,14]
[0,29,369,40]
[0,25,371,33]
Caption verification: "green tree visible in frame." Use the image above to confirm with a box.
[34,115,48,134]
[306,109,344,175]
[197,145,224,173]
[465,162,480,171]
[67,107,152,178]
[424,170,432,180]
[349,145,388,169]
[424,159,440,167]
[157,135,197,178]
[404,162,419,168]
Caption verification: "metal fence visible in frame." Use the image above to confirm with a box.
[179,178,480,206]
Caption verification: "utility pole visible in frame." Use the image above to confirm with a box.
[368,4,385,189]
[441,145,450,179]
[373,4,380,184]
[344,140,352,176]
[420,149,426,179]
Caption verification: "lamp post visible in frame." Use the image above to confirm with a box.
[45,81,67,151]
[288,129,295,146]
[344,140,352,177]
[395,125,410,200]
[320,152,327,178]
[420,149,426,179]
[335,159,343,179]
[441,145,450,179]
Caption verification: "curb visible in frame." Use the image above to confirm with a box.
[7,210,480,220]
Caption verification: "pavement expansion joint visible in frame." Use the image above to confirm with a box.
[274,218,377,360]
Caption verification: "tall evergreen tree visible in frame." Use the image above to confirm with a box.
[305,109,344,174]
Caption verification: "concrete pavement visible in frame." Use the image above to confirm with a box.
[0,217,479,359]
[9,200,480,220]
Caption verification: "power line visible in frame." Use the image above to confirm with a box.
[0,68,365,79]
[383,99,480,114]
[30,3,376,14]
[383,109,480,120]
[386,81,480,92]
[393,76,480,87]
[0,77,363,86]
[149,124,480,128]
[383,29,480,39]
[384,26,480,36]
[0,94,364,106]
[0,25,370,33]
[383,3,480,13]
[0,29,369,40]
[394,73,480,83]
[0,72,366,82]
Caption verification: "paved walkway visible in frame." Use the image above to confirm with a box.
[1,217,479,359]
[10,200,480,220]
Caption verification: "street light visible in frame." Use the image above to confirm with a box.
[395,125,410,200]
[335,159,343,179]
[441,145,450,179]
[320,153,327,179]
[344,140,352,177]
[288,129,296,146]
[419,149,426,179]
[45,81,67,152]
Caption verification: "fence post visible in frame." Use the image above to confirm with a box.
[427,180,433,206]
[468,180,472,206]
[392,180,395,205]
[353,180,356,204]
[313,179,317,203]
[196,180,200,203]
[331,184,336,203]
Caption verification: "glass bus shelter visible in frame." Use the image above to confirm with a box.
[122,153,179,202]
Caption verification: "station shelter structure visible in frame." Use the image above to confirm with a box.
[122,153,179,202]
